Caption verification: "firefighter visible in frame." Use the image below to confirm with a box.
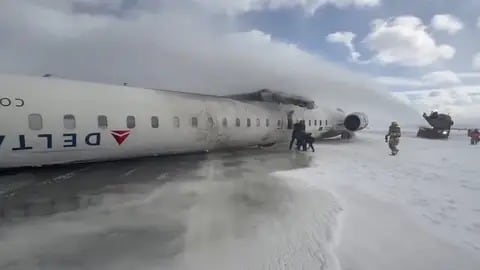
[385,121,401,155]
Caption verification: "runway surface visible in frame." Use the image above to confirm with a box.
[1,144,342,270]
[1,131,479,270]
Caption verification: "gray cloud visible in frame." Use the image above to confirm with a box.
[0,0,421,128]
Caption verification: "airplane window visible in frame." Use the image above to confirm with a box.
[309,120,311,126]
[222,118,228,127]
[172,116,179,128]
[319,120,322,126]
[266,118,270,127]
[98,115,108,129]
[208,117,214,128]
[325,120,328,126]
[191,117,198,128]
[256,118,260,127]
[314,120,317,126]
[236,118,240,127]
[64,114,75,129]
[247,118,251,127]
[127,116,136,129]
[277,119,281,127]
[152,116,159,128]
[28,114,43,130]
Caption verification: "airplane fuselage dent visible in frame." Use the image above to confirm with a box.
[0,74,368,169]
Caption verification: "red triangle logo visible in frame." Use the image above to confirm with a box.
[110,130,131,145]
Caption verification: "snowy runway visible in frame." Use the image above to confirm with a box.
[1,131,479,269]
[275,130,480,269]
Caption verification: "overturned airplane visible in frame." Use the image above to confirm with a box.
[0,74,368,169]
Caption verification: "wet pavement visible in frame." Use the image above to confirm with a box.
[0,144,329,270]
[0,144,312,221]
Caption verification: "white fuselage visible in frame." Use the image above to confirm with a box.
[0,74,354,169]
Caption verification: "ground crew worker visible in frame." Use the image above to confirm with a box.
[299,120,306,132]
[289,121,301,150]
[385,121,401,155]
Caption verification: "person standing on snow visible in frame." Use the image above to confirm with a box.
[385,121,401,155]
[469,128,480,145]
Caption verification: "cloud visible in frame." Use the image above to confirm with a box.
[457,72,480,79]
[376,76,424,88]
[473,52,480,70]
[363,16,455,66]
[191,0,381,15]
[326,31,360,62]
[421,70,461,85]
[393,86,480,127]
[430,14,463,34]
[376,70,462,89]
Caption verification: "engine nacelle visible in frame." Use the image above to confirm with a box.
[344,112,368,132]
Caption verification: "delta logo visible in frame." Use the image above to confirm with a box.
[110,130,131,145]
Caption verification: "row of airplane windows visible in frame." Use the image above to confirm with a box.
[25,114,328,131]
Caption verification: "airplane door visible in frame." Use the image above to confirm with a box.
[205,114,219,149]
[287,110,294,129]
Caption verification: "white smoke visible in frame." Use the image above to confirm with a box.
[0,0,421,128]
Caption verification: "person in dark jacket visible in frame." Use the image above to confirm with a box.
[289,122,302,150]
[304,133,315,152]
[295,130,307,151]
[298,120,307,151]
[299,120,306,132]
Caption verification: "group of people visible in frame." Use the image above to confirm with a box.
[288,119,403,155]
[289,120,315,152]
[468,129,480,145]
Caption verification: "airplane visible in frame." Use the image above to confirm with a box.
[0,73,368,169]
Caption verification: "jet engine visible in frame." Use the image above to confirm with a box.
[344,112,368,131]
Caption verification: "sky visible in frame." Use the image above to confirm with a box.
[0,0,479,127]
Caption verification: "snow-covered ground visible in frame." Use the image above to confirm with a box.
[275,130,480,269]
[0,130,478,270]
